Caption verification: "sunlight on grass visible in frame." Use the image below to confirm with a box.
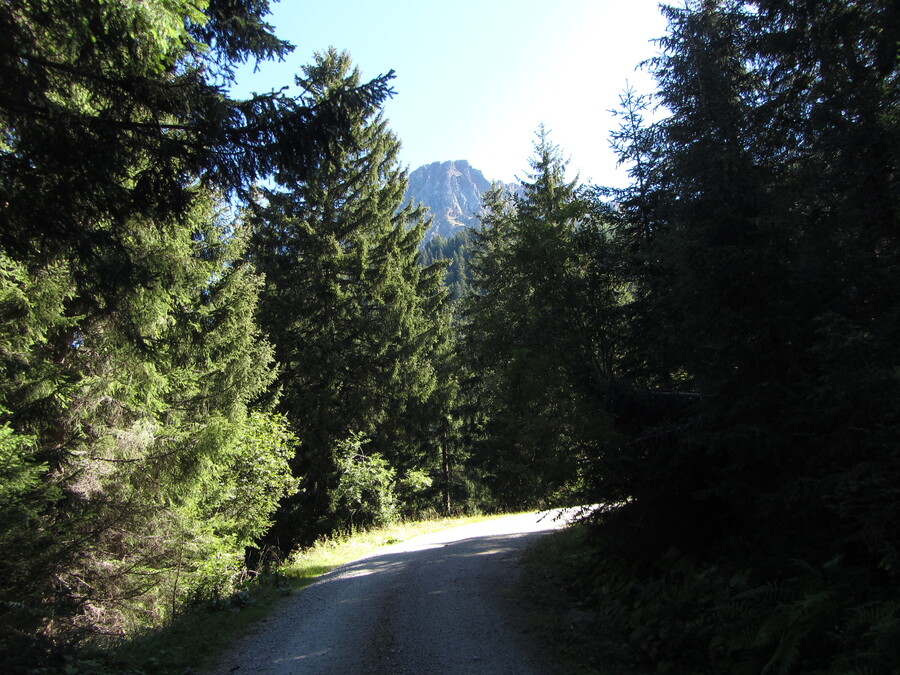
[282,514,499,587]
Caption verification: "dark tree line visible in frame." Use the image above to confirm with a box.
[462,1,900,672]
[461,128,624,508]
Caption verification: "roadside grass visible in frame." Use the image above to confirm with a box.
[280,513,500,588]
[518,523,641,675]
[94,514,498,674]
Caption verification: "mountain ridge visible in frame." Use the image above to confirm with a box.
[406,160,514,242]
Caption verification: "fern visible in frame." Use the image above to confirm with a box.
[721,559,845,674]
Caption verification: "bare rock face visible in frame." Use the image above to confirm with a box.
[406,160,493,242]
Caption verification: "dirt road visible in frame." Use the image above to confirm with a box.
[207,510,575,674]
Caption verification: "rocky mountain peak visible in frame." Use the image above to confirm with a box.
[406,160,494,242]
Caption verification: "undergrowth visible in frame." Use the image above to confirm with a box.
[520,519,900,675]
[46,514,494,674]
[519,523,644,675]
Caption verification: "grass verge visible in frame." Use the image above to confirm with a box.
[91,514,498,674]
[281,514,497,588]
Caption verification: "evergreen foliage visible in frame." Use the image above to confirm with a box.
[458,2,900,671]
[248,49,452,548]
[572,0,900,671]
[462,128,625,508]
[2,0,897,670]
[420,229,474,303]
[0,1,390,664]
[0,191,298,664]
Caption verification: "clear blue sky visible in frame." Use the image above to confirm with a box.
[231,1,668,187]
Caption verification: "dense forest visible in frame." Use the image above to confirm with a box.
[2,0,899,673]
[420,229,474,302]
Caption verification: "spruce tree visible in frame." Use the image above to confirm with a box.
[249,49,449,546]
[0,190,298,661]
[420,229,475,303]
[594,1,900,669]
[463,129,622,507]
[0,1,390,660]
[615,0,900,561]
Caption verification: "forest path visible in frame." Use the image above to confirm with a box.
[206,510,577,674]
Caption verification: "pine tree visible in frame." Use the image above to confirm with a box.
[594,1,900,669]
[0,190,298,661]
[0,1,390,660]
[463,129,622,507]
[249,49,449,546]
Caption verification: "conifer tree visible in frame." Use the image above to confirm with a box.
[594,1,900,669]
[464,129,622,507]
[0,1,389,660]
[611,0,899,557]
[0,191,297,661]
[420,229,475,303]
[249,49,449,546]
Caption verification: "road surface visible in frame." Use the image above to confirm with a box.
[207,510,576,674]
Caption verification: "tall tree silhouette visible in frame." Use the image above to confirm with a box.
[249,49,449,545]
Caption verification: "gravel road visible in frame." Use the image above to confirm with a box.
[206,510,577,674]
